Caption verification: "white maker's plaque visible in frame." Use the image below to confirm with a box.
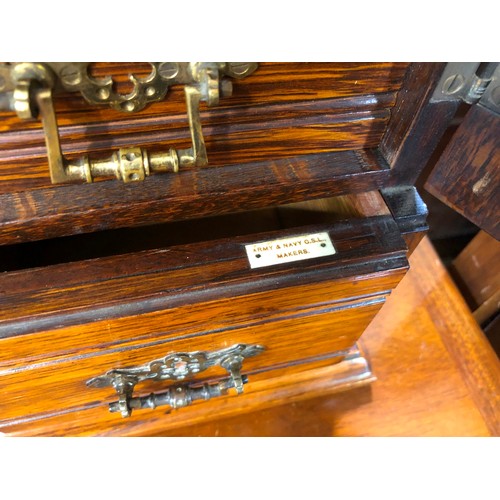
[245,232,336,269]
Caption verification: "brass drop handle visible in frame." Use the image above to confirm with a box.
[0,62,258,184]
[86,343,265,418]
[109,375,250,415]
[33,84,198,184]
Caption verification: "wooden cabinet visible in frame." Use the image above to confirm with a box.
[424,63,500,240]
[0,62,495,435]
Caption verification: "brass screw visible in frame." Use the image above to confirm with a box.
[60,65,82,86]
[158,62,179,80]
[122,101,135,112]
[96,87,110,100]
[442,74,465,95]
[228,62,251,76]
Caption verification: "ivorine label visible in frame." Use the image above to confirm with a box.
[245,232,336,269]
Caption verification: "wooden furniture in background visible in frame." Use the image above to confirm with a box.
[425,103,500,240]
[451,230,500,353]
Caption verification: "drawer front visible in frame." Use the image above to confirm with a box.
[0,295,391,424]
[0,207,409,434]
[0,62,411,243]
[1,352,371,437]
[0,63,409,190]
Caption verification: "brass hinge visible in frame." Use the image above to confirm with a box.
[0,62,258,184]
[431,62,500,115]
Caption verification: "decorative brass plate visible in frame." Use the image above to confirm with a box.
[87,343,265,417]
[0,62,258,184]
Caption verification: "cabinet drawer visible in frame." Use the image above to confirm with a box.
[0,191,413,435]
[0,62,410,243]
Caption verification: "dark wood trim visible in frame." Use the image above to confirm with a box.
[380,62,460,186]
[425,104,500,239]
[0,150,391,245]
[380,186,428,255]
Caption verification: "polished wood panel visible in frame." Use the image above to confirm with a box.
[0,212,407,336]
[0,197,411,434]
[0,102,391,191]
[0,149,391,245]
[0,63,410,243]
[0,270,406,364]
[152,238,498,436]
[2,238,496,436]
[405,240,500,435]
[0,63,409,191]
[0,63,409,133]
[0,189,424,272]
[0,298,386,422]
[425,104,500,239]
[0,354,360,436]
[0,62,451,438]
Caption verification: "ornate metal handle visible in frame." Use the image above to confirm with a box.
[86,343,265,417]
[109,375,250,415]
[0,62,257,184]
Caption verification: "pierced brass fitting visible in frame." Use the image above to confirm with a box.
[0,62,258,184]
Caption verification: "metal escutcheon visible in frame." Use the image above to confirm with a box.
[86,343,265,418]
[0,62,258,184]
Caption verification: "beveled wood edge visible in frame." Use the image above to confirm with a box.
[0,150,391,245]
[413,238,500,436]
[1,294,389,371]
[380,186,429,255]
[0,93,398,159]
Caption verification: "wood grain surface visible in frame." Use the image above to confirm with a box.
[0,202,411,434]
[0,298,386,422]
[153,237,499,436]
[0,189,420,271]
[0,149,391,245]
[0,213,408,337]
[2,238,496,436]
[380,62,460,186]
[0,62,411,243]
[406,238,500,435]
[0,354,362,436]
[0,63,409,191]
[425,104,500,239]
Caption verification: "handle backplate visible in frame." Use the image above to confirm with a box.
[0,62,258,184]
[87,343,265,417]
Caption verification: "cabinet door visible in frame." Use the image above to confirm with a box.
[424,81,500,240]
